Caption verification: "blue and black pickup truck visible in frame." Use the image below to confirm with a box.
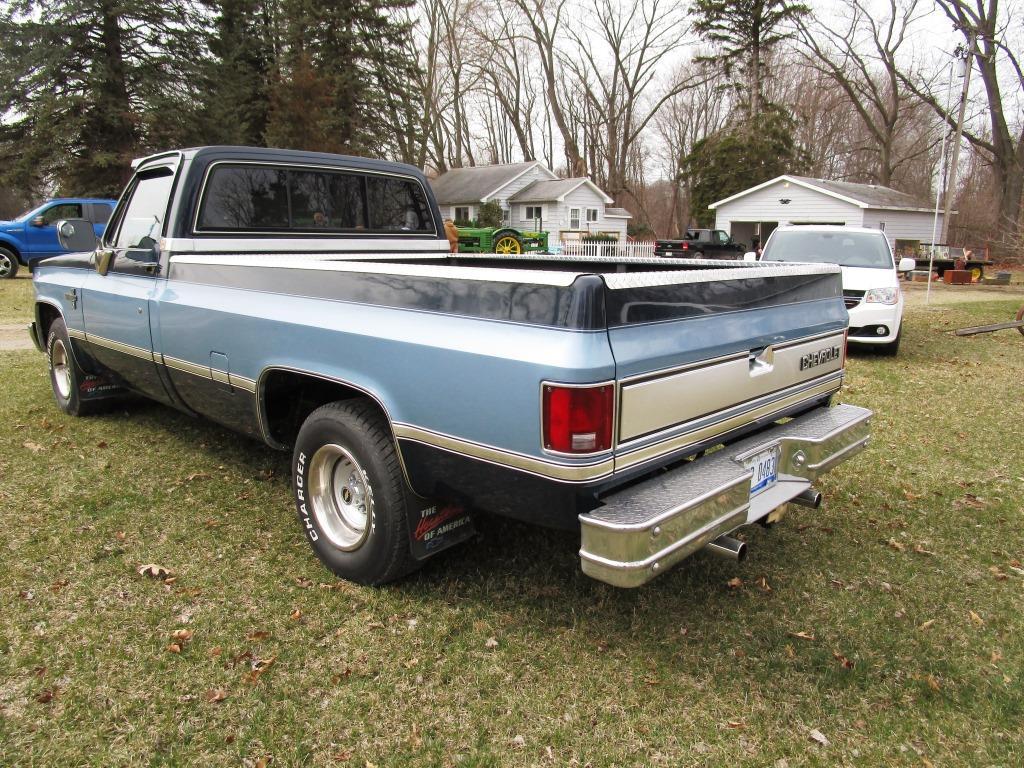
[0,198,116,278]
[28,146,871,588]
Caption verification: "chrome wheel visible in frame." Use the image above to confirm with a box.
[0,252,13,278]
[51,338,73,399]
[308,443,373,551]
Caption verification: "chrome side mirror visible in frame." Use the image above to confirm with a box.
[56,219,99,252]
[31,215,45,227]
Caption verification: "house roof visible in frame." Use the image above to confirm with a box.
[510,177,614,204]
[605,207,632,218]
[709,174,936,212]
[429,161,549,205]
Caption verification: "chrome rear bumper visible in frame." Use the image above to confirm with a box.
[579,404,872,587]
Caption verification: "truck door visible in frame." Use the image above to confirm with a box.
[81,167,175,404]
[28,202,84,262]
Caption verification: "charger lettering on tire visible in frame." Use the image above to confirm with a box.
[295,451,318,541]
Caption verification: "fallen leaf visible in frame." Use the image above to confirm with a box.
[96,441,108,448]
[36,689,58,704]
[918,619,936,631]
[23,441,45,453]
[926,674,941,691]
[402,658,419,669]
[289,609,302,621]
[243,655,277,684]
[726,720,745,729]
[785,644,796,659]
[756,577,772,592]
[210,646,222,658]
[788,631,816,642]
[727,577,743,589]
[887,538,905,552]
[246,630,271,641]
[204,687,228,703]
[115,531,126,542]
[167,643,182,654]
[969,610,985,627]
[171,629,194,643]
[913,544,934,555]
[137,563,173,580]
[255,758,271,768]
[808,728,829,747]
[185,472,210,482]
[484,637,498,649]
[833,651,854,669]
[511,734,526,748]
[50,579,70,593]
[991,649,1002,664]
[295,577,314,588]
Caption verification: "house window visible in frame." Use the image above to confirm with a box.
[878,221,886,232]
[586,208,599,223]
[569,208,580,229]
[525,205,542,220]
[454,206,470,223]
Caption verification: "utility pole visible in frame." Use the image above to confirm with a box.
[940,35,975,245]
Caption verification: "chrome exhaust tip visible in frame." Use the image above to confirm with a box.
[792,488,823,509]
[705,535,747,562]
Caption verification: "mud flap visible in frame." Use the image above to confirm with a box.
[78,370,127,401]
[407,502,475,561]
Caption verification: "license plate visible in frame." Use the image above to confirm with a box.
[745,447,779,496]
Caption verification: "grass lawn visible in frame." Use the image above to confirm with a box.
[1,279,1022,766]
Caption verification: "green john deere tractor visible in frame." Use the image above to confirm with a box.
[455,226,549,255]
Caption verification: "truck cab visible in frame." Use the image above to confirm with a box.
[0,198,116,278]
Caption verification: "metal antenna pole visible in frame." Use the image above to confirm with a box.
[940,35,975,244]
[928,57,957,306]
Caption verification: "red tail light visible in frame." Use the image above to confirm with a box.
[542,384,614,454]
[681,241,689,250]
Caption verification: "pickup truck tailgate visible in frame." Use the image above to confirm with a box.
[602,263,847,473]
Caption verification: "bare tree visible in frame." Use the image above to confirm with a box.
[898,0,1024,245]
[797,0,928,186]
[562,0,697,202]
[654,59,729,237]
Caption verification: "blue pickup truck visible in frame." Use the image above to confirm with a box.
[0,198,116,278]
[28,146,871,587]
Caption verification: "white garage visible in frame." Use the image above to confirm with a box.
[710,175,944,259]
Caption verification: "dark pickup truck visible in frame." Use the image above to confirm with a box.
[655,229,746,260]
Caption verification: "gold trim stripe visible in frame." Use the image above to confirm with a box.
[614,377,842,472]
[86,333,156,362]
[162,354,258,393]
[393,423,615,483]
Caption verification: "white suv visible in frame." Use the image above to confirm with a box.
[758,226,915,355]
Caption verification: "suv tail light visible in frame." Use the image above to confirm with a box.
[542,384,614,454]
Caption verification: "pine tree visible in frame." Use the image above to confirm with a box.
[264,0,419,157]
[198,0,277,146]
[0,0,204,197]
[692,0,808,119]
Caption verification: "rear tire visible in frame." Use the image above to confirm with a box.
[292,399,421,585]
[46,318,102,416]
[0,247,18,279]
[493,231,523,255]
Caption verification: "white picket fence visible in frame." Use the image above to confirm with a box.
[554,241,656,259]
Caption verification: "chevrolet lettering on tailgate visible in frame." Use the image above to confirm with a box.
[800,345,842,371]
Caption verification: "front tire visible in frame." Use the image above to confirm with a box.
[0,247,19,279]
[292,400,420,585]
[46,318,102,416]
[877,327,902,356]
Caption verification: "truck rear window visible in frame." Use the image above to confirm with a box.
[196,163,433,235]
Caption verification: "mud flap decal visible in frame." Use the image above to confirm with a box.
[408,502,475,560]
[79,371,126,400]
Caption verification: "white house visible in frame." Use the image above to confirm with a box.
[429,161,632,242]
[710,175,945,258]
